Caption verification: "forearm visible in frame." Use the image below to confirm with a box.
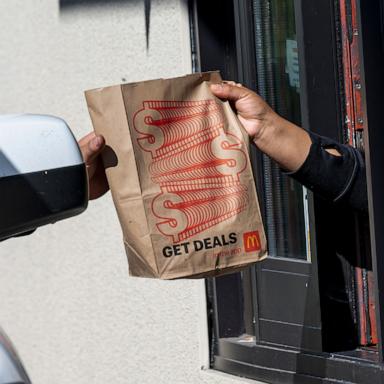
[253,114,312,172]
[251,112,367,212]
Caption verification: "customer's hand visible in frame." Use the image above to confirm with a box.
[210,81,312,172]
[79,132,109,200]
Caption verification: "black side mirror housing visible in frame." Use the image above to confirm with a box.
[0,114,88,241]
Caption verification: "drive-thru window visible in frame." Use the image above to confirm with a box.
[191,0,384,382]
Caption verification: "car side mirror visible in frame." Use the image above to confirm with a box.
[0,114,88,241]
[0,327,31,384]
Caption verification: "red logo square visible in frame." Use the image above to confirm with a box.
[243,231,261,252]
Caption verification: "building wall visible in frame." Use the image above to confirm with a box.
[0,1,262,383]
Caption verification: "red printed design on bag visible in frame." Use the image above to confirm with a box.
[133,100,249,243]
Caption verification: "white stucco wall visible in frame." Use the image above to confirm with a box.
[0,1,263,383]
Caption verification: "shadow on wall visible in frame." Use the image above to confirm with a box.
[59,0,152,48]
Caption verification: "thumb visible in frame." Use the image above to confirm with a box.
[79,133,105,165]
[210,82,251,102]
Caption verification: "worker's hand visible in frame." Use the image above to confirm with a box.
[79,132,109,200]
[210,82,277,141]
[210,81,312,172]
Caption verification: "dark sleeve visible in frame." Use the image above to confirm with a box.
[286,131,368,214]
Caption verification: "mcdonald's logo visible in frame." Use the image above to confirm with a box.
[243,231,261,252]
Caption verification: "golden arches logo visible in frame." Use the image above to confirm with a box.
[243,231,261,252]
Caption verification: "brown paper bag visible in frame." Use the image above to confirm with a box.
[85,72,267,279]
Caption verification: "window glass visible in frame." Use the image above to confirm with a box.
[252,0,308,259]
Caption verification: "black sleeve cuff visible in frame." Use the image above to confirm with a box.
[286,131,368,213]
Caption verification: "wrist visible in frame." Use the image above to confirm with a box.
[252,113,312,172]
[252,110,281,148]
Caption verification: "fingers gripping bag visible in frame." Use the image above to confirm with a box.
[85,72,267,279]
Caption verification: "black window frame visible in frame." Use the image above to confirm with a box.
[191,0,384,382]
